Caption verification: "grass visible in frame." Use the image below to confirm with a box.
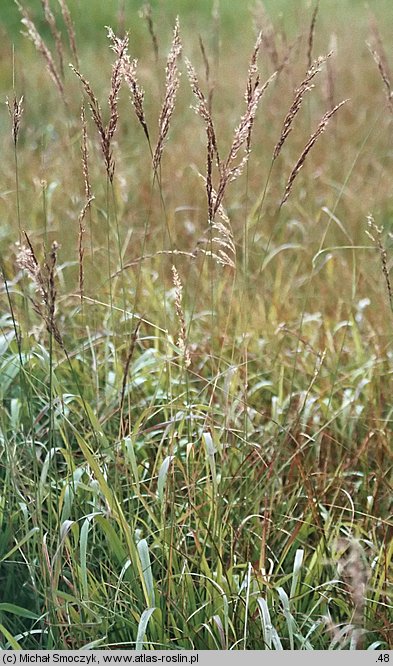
[0,0,392,651]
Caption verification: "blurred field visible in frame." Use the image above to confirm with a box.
[2,1,393,45]
[0,0,392,651]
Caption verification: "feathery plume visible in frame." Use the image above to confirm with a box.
[152,17,182,174]
[280,99,347,206]
[366,214,393,312]
[273,52,331,161]
[122,55,150,144]
[71,28,128,182]
[187,34,273,220]
[71,66,107,170]
[107,28,126,149]
[187,33,274,269]
[245,30,263,152]
[214,69,276,216]
[368,42,393,114]
[186,58,220,222]
[16,235,63,347]
[172,265,191,368]
[16,236,43,296]
[195,178,236,269]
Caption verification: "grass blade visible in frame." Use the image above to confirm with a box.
[135,607,156,650]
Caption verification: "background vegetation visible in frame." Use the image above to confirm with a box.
[0,0,392,650]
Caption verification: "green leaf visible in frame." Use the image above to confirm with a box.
[0,604,39,620]
[0,622,22,649]
[0,528,40,563]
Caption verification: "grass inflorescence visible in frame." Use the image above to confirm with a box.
[0,0,392,651]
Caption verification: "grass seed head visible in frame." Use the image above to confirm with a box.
[172,265,191,368]
[368,42,393,114]
[280,98,348,206]
[122,55,150,143]
[273,52,332,162]
[6,95,24,146]
[366,214,393,312]
[152,17,182,174]
[16,236,64,347]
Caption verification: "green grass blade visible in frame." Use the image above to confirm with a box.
[0,527,40,563]
[0,623,22,649]
[0,604,39,620]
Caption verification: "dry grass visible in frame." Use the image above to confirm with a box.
[16,235,63,346]
[172,264,191,368]
[71,29,128,182]
[121,51,150,145]
[369,42,393,114]
[273,52,331,162]
[366,214,393,313]
[280,99,347,206]
[1,1,393,650]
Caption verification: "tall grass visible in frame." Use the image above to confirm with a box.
[0,0,392,650]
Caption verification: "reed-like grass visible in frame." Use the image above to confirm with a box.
[0,0,392,651]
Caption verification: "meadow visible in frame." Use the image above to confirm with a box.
[0,0,392,650]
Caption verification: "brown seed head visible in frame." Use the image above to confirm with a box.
[273,52,332,162]
[280,99,348,206]
[6,95,24,146]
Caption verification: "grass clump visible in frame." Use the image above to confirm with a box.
[0,0,392,651]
